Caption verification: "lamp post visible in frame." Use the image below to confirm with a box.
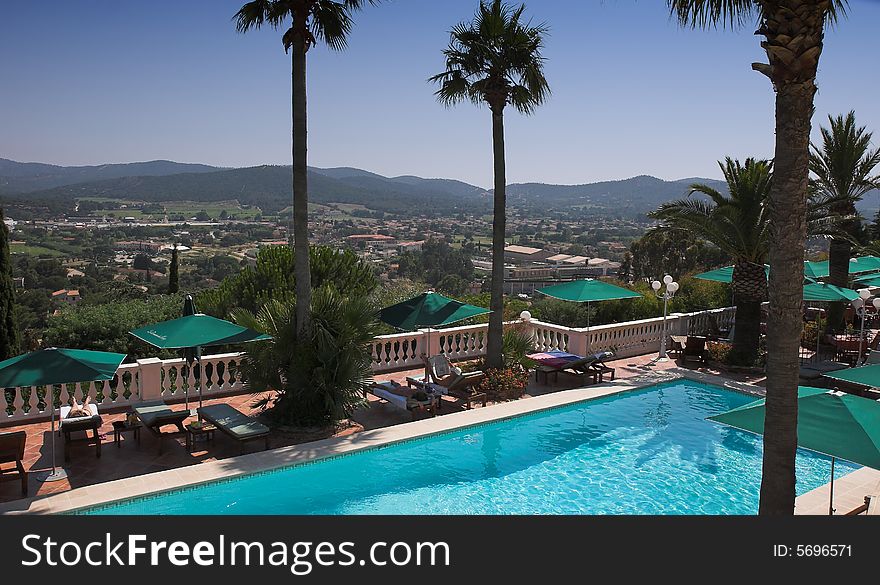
[652,275,679,361]
[852,289,880,365]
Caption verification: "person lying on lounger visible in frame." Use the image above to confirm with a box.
[66,395,93,419]
[379,380,429,401]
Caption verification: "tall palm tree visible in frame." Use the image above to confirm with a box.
[430,0,550,369]
[810,112,880,331]
[667,0,847,515]
[234,0,380,342]
[651,158,772,366]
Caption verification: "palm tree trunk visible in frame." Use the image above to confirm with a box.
[292,30,312,341]
[825,236,852,333]
[730,261,767,365]
[759,0,830,516]
[486,107,506,369]
[760,81,817,517]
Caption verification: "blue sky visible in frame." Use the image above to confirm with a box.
[1,0,878,188]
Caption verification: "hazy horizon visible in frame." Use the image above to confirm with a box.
[2,0,879,188]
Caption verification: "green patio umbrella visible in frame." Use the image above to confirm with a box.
[823,363,880,387]
[0,348,127,482]
[803,256,880,279]
[537,279,641,351]
[130,296,271,411]
[709,386,880,514]
[695,265,770,284]
[802,282,859,302]
[378,292,490,382]
[854,272,880,287]
[378,291,490,331]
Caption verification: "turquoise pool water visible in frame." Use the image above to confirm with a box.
[84,380,857,515]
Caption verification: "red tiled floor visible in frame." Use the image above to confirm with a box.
[0,353,762,504]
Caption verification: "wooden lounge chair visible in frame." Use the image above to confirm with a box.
[366,381,439,419]
[133,400,190,454]
[410,354,487,410]
[681,336,709,364]
[0,430,27,496]
[59,403,102,461]
[198,403,270,454]
[536,351,615,386]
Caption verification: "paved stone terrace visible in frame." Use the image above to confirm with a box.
[0,353,763,507]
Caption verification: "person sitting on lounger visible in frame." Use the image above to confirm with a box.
[420,354,464,388]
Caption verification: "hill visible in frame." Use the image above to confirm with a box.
[0,158,221,194]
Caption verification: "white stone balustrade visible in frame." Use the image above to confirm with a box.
[0,308,735,426]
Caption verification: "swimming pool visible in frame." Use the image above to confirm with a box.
[82,380,856,515]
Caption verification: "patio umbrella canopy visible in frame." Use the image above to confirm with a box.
[854,273,880,287]
[536,279,641,303]
[130,313,271,349]
[802,282,860,303]
[824,363,880,387]
[130,296,271,411]
[0,347,127,482]
[378,291,490,331]
[695,265,770,284]
[803,256,880,280]
[709,386,880,513]
[0,347,126,388]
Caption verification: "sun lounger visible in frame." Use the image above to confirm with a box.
[0,430,27,496]
[133,400,190,454]
[535,351,615,386]
[59,403,102,461]
[197,403,270,454]
[411,354,487,409]
[367,381,440,418]
[681,336,709,363]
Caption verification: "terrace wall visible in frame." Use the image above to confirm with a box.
[1,307,735,426]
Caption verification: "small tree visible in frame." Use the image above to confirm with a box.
[168,246,180,294]
[0,209,20,359]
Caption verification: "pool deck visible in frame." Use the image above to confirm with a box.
[0,360,745,515]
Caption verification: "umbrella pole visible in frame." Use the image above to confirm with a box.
[44,386,67,482]
[198,348,203,414]
[829,457,836,515]
[586,301,591,354]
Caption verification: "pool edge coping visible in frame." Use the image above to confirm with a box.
[0,367,762,515]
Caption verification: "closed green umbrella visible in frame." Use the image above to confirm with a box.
[0,348,127,481]
[378,291,490,331]
[709,386,880,514]
[537,279,641,351]
[130,296,271,411]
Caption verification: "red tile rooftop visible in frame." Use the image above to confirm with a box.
[0,354,763,505]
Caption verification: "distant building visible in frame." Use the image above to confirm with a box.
[397,241,424,253]
[504,245,551,263]
[115,240,163,253]
[51,289,81,305]
[66,268,85,278]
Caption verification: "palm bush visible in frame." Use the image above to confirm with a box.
[232,288,381,425]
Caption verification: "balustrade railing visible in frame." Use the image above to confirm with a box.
[1,308,735,426]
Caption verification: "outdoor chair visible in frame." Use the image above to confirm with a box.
[366,381,440,419]
[409,354,487,410]
[197,403,270,454]
[681,336,709,364]
[0,430,27,496]
[133,400,190,454]
[535,351,615,386]
[59,402,103,461]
